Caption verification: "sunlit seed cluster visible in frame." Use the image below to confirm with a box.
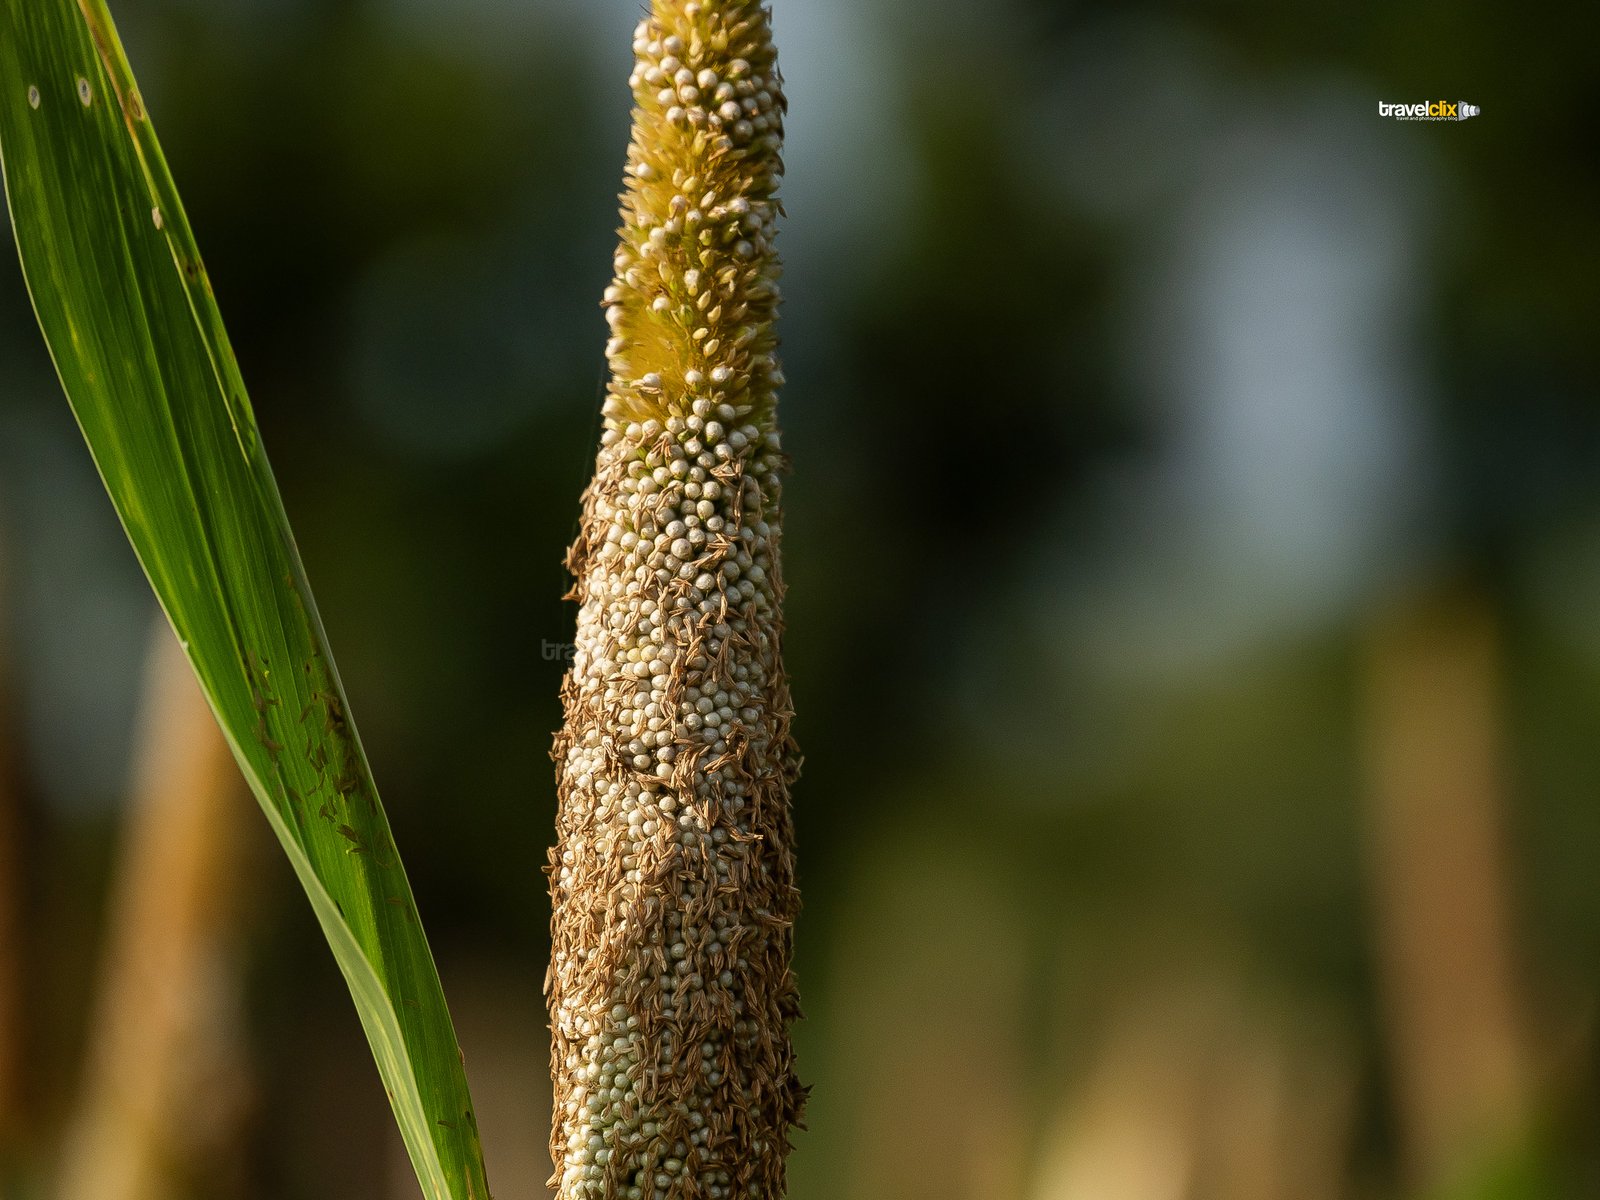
[548,3,802,1199]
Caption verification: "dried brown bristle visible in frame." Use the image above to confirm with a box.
[547,2,803,1197]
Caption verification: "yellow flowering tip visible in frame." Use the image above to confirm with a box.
[601,0,786,432]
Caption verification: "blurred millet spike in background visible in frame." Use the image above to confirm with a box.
[547,1,803,1199]
[56,623,251,1200]
[1363,588,1543,1188]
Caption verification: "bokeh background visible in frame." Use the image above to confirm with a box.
[1,0,1598,1197]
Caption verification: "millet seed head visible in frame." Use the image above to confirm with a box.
[548,3,803,1199]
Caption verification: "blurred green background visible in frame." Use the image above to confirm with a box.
[1,0,1597,1197]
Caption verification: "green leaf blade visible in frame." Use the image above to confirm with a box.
[0,3,492,1197]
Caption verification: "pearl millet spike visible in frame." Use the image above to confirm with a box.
[546,3,804,1198]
